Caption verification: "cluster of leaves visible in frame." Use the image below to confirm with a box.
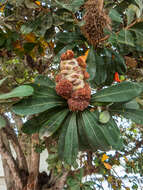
[0,0,143,189]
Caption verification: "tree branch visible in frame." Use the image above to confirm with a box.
[100,18,141,43]
[2,114,28,172]
[0,131,23,190]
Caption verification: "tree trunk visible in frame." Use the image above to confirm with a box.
[1,132,15,190]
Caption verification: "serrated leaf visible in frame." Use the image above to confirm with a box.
[0,85,33,100]
[91,82,143,103]
[99,111,110,124]
[0,115,6,128]
[39,109,69,138]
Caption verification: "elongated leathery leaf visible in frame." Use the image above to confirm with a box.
[81,110,110,151]
[39,109,69,138]
[30,84,58,98]
[77,112,91,151]
[58,113,72,160]
[64,112,79,165]
[92,113,123,150]
[12,96,66,115]
[81,110,123,151]
[0,85,33,100]
[22,107,63,135]
[34,75,55,88]
[12,83,66,115]
[110,107,143,125]
[91,82,143,103]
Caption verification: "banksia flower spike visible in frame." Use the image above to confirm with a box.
[55,50,91,111]
[81,0,111,47]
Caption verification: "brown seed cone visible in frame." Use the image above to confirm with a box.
[55,79,73,99]
[61,50,74,60]
[81,0,111,47]
[77,57,87,68]
[71,83,91,101]
[68,98,89,111]
[125,56,137,68]
[55,74,63,83]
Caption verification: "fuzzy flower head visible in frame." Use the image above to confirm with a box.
[55,50,91,111]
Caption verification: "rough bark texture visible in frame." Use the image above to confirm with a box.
[0,130,23,190]
[27,133,40,190]
[1,132,15,190]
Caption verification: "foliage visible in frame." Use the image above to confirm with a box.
[0,0,143,189]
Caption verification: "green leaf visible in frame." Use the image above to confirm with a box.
[54,0,84,13]
[0,115,6,129]
[81,110,123,150]
[0,77,8,86]
[58,113,72,160]
[63,113,79,165]
[91,82,143,103]
[109,9,123,23]
[34,75,55,88]
[81,110,110,151]
[77,112,91,151]
[126,6,136,25]
[0,85,33,100]
[12,96,66,116]
[86,47,96,82]
[94,55,107,85]
[128,4,142,18]
[23,43,36,52]
[99,111,111,124]
[22,107,62,134]
[39,109,69,138]
[118,29,135,47]
[110,108,143,125]
[55,32,81,44]
[12,84,66,115]
[20,25,33,34]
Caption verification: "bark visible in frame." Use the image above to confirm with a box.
[0,131,23,190]
[1,132,15,190]
[27,133,40,190]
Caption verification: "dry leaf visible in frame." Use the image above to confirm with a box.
[103,162,112,170]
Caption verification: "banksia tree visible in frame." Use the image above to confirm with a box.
[11,49,143,165]
[1,0,143,189]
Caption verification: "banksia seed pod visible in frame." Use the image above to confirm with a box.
[55,50,91,111]
[56,79,73,99]
[71,83,91,101]
[68,99,89,111]
[81,0,111,47]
